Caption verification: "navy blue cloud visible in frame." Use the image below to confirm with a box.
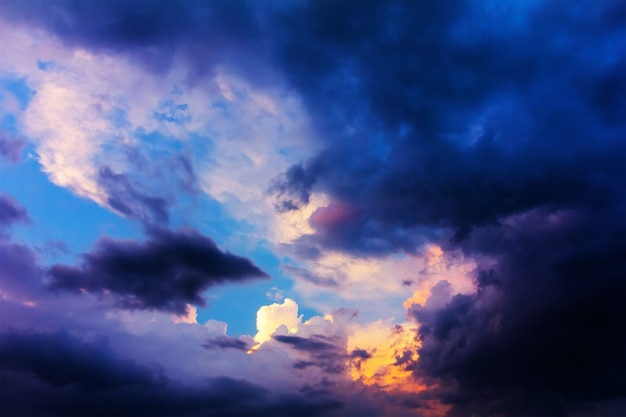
[271,0,626,254]
[48,227,269,315]
[0,330,343,417]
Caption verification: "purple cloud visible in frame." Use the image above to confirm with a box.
[0,132,25,163]
[48,227,269,315]
[0,194,29,229]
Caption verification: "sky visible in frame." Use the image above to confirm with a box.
[0,1,624,416]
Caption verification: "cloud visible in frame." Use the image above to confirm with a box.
[349,349,371,360]
[346,320,423,393]
[98,166,170,225]
[0,194,29,230]
[408,206,626,415]
[0,131,25,163]
[274,334,346,375]
[202,336,249,351]
[270,0,626,254]
[0,15,315,244]
[0,329,342,417]
[0,330,164,392]
[0,240,44,305]
[47,227,269,315]
[253,298,302,345]
[274,334,337,352]
[1,1,625,415]
[261,2,626,413]
[0,0,266,81]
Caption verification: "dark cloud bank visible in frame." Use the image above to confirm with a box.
[0,330,341,417]
[1,1,625,416]
[270,2,626,415]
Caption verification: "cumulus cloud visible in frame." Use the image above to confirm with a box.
[48,228,269,315]
[253,297,302,345]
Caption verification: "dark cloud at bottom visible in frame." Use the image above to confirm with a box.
[0,330,343,417]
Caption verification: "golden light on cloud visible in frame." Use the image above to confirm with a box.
[346,320,424,393]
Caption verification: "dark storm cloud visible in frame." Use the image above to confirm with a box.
[0,330,342,417]
[98,166,170,225]
[47,227,268,315]
[270,0,626,254]
[2,0,624,414]
[0,330,164,392]
[0,194,29,229]
[408,205,626,416]
[264,2,626,414]
[202,336,249,351]
[0,131,25,163]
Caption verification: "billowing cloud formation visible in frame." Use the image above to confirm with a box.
[48,228,268,315]
[265,1,626,415]
[0,1,624,416]
[271,1,625,253]
[254,298,302,345]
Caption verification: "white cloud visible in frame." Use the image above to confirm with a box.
[253,297,302,345]
[1,20,317,236]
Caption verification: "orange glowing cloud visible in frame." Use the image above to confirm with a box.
[347,320,424,393]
